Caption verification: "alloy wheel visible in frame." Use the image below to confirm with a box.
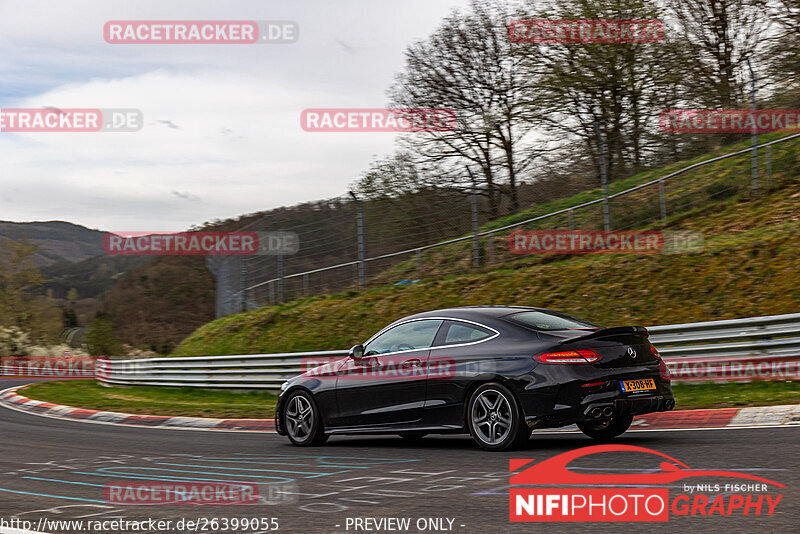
[471,388,513,445]
[285,394,314,442]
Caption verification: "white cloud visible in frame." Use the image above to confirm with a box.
[0,0,471,231]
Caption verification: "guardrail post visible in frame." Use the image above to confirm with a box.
[303,274,309,297]
[277,252,285,303]
[594,123,611,231]
[349,191,366,286]
[766,145,772,187]
[467,166,480,268]
[659,179,667,221]
[488,234,495,264]
[747,58,758,193]
[238,257,246,312]
[416,249,422,276]
[568,209,574,231]
[268,280,275,306]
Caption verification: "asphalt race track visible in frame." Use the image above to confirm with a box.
[0,380,797,534]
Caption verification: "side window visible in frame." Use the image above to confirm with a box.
[438,321,494,346]
[364,320,443,355]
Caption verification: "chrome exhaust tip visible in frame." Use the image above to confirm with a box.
[602,406,614,418]
[664,399,675,411]
[589,407,603,419]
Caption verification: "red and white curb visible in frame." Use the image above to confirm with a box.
[0,385,274,432]
[1,384,798,434]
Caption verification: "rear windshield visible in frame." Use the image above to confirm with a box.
[504,310,599,331]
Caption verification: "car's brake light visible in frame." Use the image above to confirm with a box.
[533,349,602,364]
[649,343,661,359]
[659,358,671,381]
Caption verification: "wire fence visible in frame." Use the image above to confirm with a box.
[207,132,800,317]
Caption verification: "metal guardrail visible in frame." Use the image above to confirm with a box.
[96,313,800,388]
[649,312,800,382]
[95,350,348,389]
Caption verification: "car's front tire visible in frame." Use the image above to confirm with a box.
[283,390,328,446]
[577,412,633,441]
[466,382,530,451]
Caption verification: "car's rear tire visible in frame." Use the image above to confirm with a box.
[577,412,633,441]
[512,425,533,448]
[283,390,328,446]
[466,382,529,451]
[398,431,427,441]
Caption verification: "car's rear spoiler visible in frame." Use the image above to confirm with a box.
[558,326,649,344]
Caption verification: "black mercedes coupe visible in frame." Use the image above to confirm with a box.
[275,306,674,451]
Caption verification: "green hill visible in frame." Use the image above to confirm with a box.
[0,220,106,265]
[173,135,800,357]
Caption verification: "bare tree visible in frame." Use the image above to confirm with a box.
[666,0,771,108]
[390,0,541,217]
[353,152,427,200]
[519,0,676,181]
[768,0,800,93]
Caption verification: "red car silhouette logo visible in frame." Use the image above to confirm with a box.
[510,444,785,488]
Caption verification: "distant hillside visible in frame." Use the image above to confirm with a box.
[0,221,150,328]
[0,220,106,265]
[41,255,147,300]
[103,256,215,354]
[0,220,151,299]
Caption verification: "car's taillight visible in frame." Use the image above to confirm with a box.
[533,349,602,364]
[659,358,671,380]
[648,343,670,379]
[581,381,607,388]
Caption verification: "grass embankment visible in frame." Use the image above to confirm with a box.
[21,380,277,419]
[17,380,799,419]
[172,217,800,357]
[671,382,800,410]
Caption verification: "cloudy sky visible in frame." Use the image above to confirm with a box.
[0,0,471,231]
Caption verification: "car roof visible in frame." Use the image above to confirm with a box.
[396,306,550,323]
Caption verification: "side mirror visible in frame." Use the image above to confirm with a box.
[349,344,365,360]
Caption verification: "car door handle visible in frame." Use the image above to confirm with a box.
[402,358,422,368]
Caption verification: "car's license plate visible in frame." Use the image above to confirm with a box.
[620,378,656,392]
